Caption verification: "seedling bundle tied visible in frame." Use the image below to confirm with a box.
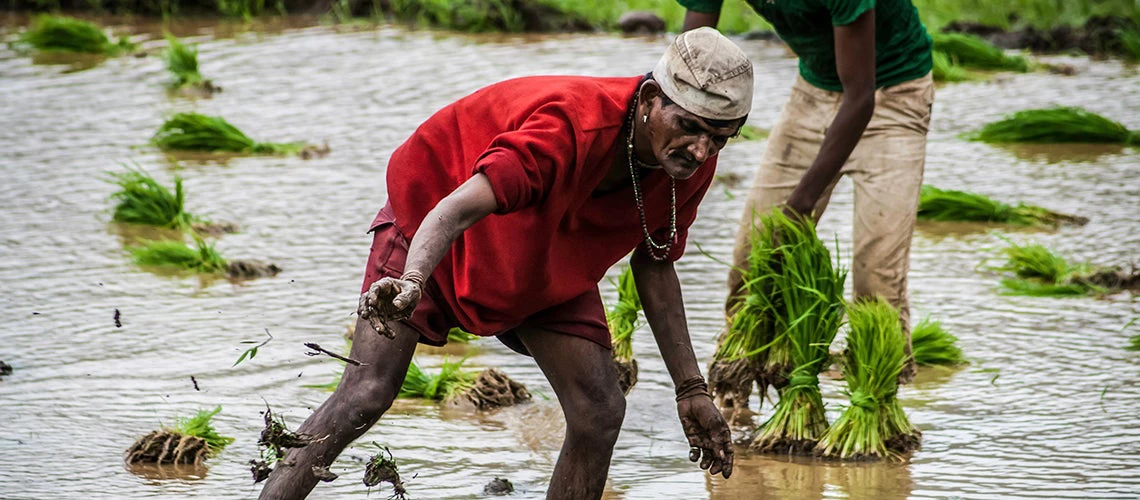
[607,266,642,395]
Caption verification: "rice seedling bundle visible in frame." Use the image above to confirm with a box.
[19,15,134,55]
[815,298,920,461]
[607,266,641,394]
[162,34,207,88]
[990,240,1138,296]
[930,32,1030,72]
[931,50,972,83]
[708,212,782,412]
[749,210,847,454]
[917,185,1086,227]
[447,327,479,343]
[109,168,198,230]
[400,359,529,410]
[910,318,966,366]
[125,405,233,465]
[130,236,228,274]
[968,107,1137,144]
[152,112,304,155]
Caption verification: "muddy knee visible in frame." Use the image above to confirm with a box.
[565,391,626,447]
[338,378,398,430]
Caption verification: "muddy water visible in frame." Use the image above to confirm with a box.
[2,16,1139,499]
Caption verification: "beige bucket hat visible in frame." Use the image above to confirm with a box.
[652,27,754,121]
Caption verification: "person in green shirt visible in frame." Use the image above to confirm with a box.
[679,0,934,417]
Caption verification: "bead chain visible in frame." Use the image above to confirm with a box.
[626,95,677,262]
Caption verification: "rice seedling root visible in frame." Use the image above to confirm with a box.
[0,360,12,379]
[484,477,514,495]
[450,368,531,410]
[364,446,407,499]
[708,358,760,418]
[190,221,240,237]
[226,260,282,279]
[299,141,332,160]
[249,459,272,483]
[125,430,209,465]
[613,357,638,396]
[257,408,314,462]
[1071,268,1140,291]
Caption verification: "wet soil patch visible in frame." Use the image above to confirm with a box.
[125,430,209,465]
[484,477,514,495]
[190,221,240,238]
[454,368,531,410]
[614,357,638,395]
[364,446,408,499]
[227,260,281,279]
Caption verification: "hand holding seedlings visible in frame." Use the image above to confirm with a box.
[676,377,734,478]
[358,276,422,338]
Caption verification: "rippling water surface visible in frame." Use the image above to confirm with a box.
[1,15,1138,499]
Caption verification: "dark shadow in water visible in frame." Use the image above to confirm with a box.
[125,461,209,482]
[704,454,914,500]
[995,143,1130,164]
[915,220,1058,240]
[30,51,108,72]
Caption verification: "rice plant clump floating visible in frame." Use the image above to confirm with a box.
[108,167,238,235]
[992,240,1140,296]
[18,15,135,55]
[400,358,530,410]
[968,107,1137,144]
[917,185,1087,227]
[130,236,281,279]
[125,406,234,466]
[930,32,1030,72]
[162,34,220,95]
[748,210,847,454]
[152,112,329,158]
[607,266,642,395]
[910,317,966,366]
[815,298,921,461]
[363,444,408,499]
[931,50,973,83]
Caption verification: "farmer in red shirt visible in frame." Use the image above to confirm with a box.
[259,27,753,500]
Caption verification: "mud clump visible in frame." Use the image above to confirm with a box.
[258,409,314,460]
[454,368,531,410]
[311,464,338,482]
[299,141,331,160]
[125,430,209,465]
[617,11,665,34]
[709,358,761,427]
[249,460,272,483]
[484,477,514,495]
[227,260,282,279]
[614,357,638,395]
[943,15,1140,58]
[364,447,407,499]
[190,221,240,238]
[0,360,12,379]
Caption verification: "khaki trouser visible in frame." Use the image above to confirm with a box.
[727,73,934,376]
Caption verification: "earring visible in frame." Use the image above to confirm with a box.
[642,114,648,123]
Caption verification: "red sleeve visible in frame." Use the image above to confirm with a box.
[640,159,716,262]
[472,102,579,214]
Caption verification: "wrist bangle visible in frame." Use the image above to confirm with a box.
[675,375,709,402]
[400,270,426,288]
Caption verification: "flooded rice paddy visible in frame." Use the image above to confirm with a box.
[1,15,1138,499]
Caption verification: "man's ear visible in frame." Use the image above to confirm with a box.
[639,79,663,107]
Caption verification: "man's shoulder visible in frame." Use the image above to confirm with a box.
[473,75,640,132]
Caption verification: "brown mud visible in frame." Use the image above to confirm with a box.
[708,358,761,427]
[943,15,1140,58]
[750,435,820,456]
[452,368,531,410]
[125,430,209,465]
[170,81,222,99]
[483,477,514,495]
[189,221,239,238]
[885,430,923,456]
[311,464,338,482]
[226,260,282,280]
[257,408,314,461]
[299,141,331,160]
[0,360,12,379]
[1073,268,1140,291]
[613,357,638,395]
[249,460,272,483]
[363,446,407,499]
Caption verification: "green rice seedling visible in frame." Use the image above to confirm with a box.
[399,358,477,401]
[968,107,1137,144]
[750,210,847,454]
[917,185,1087,227]
[162,33,215,90]
[930,32,1030,72]
[815,298,920,461]
[173,406,235,455]
[734,124,769,141]
[910,317,966,366]
[130,236,228,274]
[1118,27,1140,61]
[1126,335,1140,352]
[607,266,642,394]
[108,167,199,230]
[708,211,781,416]
[447,327,479,343]
[18,15,134,55]
[931,50,973,82]
[152,112,305,155]
[989,239,1133,296]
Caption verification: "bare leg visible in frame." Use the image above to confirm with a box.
[516,327,626,500]
[258,319,420,500]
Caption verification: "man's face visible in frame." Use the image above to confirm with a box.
[642,97,743,180]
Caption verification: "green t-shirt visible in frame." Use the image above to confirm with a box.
[679,0,933,92]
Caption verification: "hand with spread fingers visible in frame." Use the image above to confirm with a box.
[357,272,423,338]
[676,377,734,479]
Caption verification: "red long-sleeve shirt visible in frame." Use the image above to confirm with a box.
[377,75,716,335]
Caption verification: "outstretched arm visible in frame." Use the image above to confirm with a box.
[784,9,877,215]
[359,174,497,335]
[631,248,734,479]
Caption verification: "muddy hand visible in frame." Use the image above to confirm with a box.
[358,277,421,339]
[678,395,734,479]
